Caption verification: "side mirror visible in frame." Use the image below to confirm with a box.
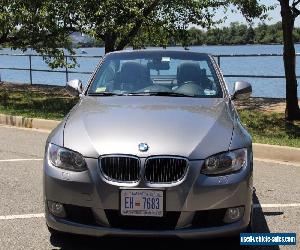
[232,81,252,100]
[66,79,83,96]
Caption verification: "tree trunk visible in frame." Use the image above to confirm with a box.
[280,1,300,120]
[104,40,115,54]
[104,33,117,54]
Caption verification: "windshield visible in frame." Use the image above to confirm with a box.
[88,51,223,98]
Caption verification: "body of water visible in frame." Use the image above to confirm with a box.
[0,44,300,98]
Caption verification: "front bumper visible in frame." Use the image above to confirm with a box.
[46,211,248,239]
[44,157,253,239]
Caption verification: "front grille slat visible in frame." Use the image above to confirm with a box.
[145,157,188,183]
[100,156,140,182]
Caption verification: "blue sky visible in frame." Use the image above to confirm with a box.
[220,0,300,27]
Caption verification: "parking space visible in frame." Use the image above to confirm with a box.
[0,161,43,215]
[0,126,47,160]
[0,125,299,249]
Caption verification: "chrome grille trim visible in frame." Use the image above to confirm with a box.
[99,155,141,183]
[144,157,188,183]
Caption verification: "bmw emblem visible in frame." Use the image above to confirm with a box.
[138,143,149,152]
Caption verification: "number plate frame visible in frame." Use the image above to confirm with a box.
[119,189,165,217]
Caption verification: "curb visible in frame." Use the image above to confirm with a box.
[0,114,60,131]
[0,114,299,164]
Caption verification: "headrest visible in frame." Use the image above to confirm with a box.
[120,62,150,83]
[177,62,203,84]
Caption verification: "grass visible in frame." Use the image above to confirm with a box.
[0,83,78,120]
[0,83,299,147]
[238,110,300,148]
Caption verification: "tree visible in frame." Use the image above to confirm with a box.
[0,1,270,61]
[278,0,300,120]
[0,0,80,67]
[77,0,269,54]
[243,26,255,44]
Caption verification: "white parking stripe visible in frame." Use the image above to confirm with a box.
[0,213,45,220]
[1,203,300,221]
[253,203,300,209]
[0,159,43,162]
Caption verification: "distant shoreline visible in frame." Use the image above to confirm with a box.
[77,43,286,49]
[0,43,289,51]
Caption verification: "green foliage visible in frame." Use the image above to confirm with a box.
[0,0,79,68]
[181,22,288,46]
[116,21,288,47]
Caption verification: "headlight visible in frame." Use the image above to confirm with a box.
[48,143,87,172]
[201,148,247,175]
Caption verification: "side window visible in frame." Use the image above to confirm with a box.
[97,63,115,85]
[92,61,116,92]
[198,61,220,95]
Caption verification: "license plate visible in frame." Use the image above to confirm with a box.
[120,189,164,217]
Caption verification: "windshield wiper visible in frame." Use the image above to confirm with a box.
[129,92,195,97]
[89,92,196,97]
[88,92,126,96]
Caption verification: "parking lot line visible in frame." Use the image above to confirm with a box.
[254,203,300,208]
[0,159,43,162]
[0,203,299,221]
[0,213,45,220]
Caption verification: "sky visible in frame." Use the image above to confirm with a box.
[219,0,300,27]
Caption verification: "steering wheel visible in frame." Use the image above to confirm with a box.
[181,81,196,85]
[175,81,204,96]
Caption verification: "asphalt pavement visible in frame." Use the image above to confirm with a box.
[0,125,299,250]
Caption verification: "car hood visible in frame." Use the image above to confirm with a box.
[63,96,234,159]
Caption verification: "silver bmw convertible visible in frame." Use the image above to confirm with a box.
[44,50,253,239]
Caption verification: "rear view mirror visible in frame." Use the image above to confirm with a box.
[147,59,170,71]
[232,81,252,100]
[66,79,83,96]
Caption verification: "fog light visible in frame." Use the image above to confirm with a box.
[223,206,244,223]
[47,201,66,218]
